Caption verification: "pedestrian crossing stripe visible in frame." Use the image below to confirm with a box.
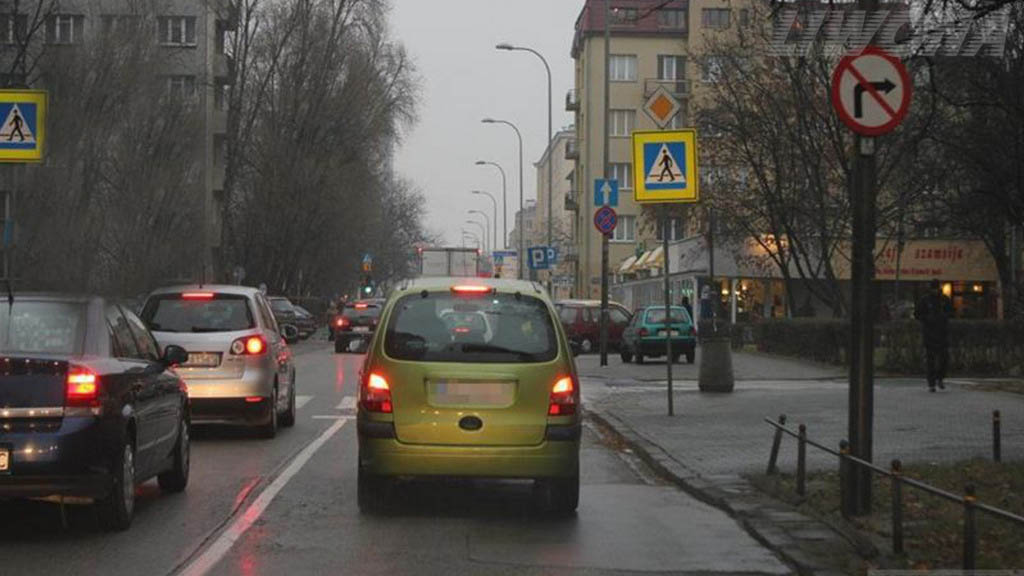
[644,143,684,186]
[0,90,47,163]
[632,130,699,204]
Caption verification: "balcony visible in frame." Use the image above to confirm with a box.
[565,192,578,212]
[644,78,691,99]
[565,89,580,112]
[565,139,579,161]
[213,54,236,81]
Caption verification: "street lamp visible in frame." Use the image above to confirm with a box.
[462,230,480,251]
[496,43,554,288]
[468,211,491,254]
[470,190,498,251]
[466,219,488,254]
[475,161,507,248]
[482,117,524,279]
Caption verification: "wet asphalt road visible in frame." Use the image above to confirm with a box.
[0,341,790,576]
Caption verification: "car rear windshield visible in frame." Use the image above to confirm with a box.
[646,307,691,324]
[0,300,86,356]
[344,303,381,319]
[385,291,558,363]
[142,294,255,333]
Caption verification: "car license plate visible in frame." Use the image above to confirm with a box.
[353,326,370,333]
[429,380,515,407]
[658,330,681,337]
[185,352,221,367]
[0,447,9,473]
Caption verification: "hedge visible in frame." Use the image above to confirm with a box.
[730,319,1024,376]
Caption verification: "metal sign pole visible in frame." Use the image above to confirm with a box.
[599,0,611,367]
[663,206,674,416]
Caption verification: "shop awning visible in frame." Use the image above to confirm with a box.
[643,246,665,270]
[618,254,639,274]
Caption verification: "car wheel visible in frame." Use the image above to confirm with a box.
[580,338,593,354]
[335,337,348,354]
[258,386,278,439]
[635,352,645,364]
[686,349,695,364]
[537,469,579,515]
[158,417,190,493]
[670,353,681,364]
[280,378,296,428]
[97,441,136,531]
[620,348,633,363]
[357,464,390,514]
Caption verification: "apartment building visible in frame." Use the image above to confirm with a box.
[567,0,748,298]
[533,127,577,298]
[0,0,236,282]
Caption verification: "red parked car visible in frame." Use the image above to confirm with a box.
[554,300,632,353]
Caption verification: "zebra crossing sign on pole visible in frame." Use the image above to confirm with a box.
[631,130,698,204]
[0,90,47,163]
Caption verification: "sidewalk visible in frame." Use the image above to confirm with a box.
[576,349,846,383]
[582,352,1024,575]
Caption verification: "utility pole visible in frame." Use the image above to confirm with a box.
[599,0,611,366]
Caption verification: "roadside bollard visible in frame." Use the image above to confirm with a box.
[891,459,904,555]
[766,414,787,476]
[796,424,807,497]
[993,410,1001,463]
[839,440,850,519]
[963,484,977,570]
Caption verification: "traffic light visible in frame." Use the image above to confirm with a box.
[361,275,374,297]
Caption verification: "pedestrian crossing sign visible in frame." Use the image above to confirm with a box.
[632,130,698,204]
[0,90,47,163]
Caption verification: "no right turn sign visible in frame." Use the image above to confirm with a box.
[831,47,912,137]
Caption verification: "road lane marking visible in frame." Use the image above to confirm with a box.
[177,417,348,576]
[295,395,313,409]
[312,415,350,420]
[335,395,356,411]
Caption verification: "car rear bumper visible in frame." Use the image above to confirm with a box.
[0,472,111,499]
[190,398,274,426]
[0,416,112,499]
[637,338,695,356]
[358,425,580,479]
[183,366,274,401]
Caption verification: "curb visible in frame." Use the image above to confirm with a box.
[588,405,859,576]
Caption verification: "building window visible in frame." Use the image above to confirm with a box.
[701,8,731,29]
[657,9,688,30]
[610,7,638,24]
[46,15,84,45]
[667,111,686,129]
[609,109,635,137]
[611,163,633,190]
[657,55,686,81]
[2,14,28,45]
[657,217,684,241]
[608,55,637,82]
[167,75,196,99]
[612,215,636,242]
[159,16,197,46]
[739,9,750,27]
[701,56,724,83]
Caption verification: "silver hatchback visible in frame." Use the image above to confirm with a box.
[141,285,296,438]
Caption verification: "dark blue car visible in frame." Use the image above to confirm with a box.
[0,294,191,531]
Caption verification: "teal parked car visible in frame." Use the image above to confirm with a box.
[620,305,696,364]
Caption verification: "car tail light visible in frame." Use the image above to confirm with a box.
[639,328,649,337]
[451,285,492,295]
[354,303,369,310]
[66,367,100,407]
[231,336,266,355]
[245,396,264,403]
[548,376,577,416]
[361,372,393,413]
[182,292,215,300]
[335,316,349,328]
[690,326,697,337]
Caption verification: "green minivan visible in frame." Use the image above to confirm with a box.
[356,278,581,513]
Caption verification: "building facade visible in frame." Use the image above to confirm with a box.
[533,127,577,298]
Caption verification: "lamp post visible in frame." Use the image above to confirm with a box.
[466,219,488,253]
[475,161,508,248]
[462,230,480,251]
[468,209,494,256]
[496,43,553,290]
[482,118,524,279]
[471,191,498,251]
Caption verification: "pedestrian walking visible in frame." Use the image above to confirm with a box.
[681,295,693,320]
[914,279,952,392]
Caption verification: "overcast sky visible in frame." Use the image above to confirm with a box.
[390,0,583,250]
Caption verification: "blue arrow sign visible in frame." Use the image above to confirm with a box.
[594,179,619,207]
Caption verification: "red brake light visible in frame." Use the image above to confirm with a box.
[639,328,649,337]
[548,376,577,416]
[245,336,265,355]
[182,292,215,300]
[362,372,393,413]
[354,303,369,309]
[451,285,492,295]
[231,336,267,355]
[454,326,471,334]
[66,369,100,407]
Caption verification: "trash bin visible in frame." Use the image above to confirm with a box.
[698,331,735,393]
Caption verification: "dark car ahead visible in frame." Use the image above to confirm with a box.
[268,297,301,343]
[293,305,318,339]
[555,300,632,353]
[0,294,191,531]
[333,299,384,353]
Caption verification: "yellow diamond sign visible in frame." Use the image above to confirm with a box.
[642,85,681,129]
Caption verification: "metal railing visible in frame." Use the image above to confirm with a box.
[764,412,1023,570]
[644,78,691,98]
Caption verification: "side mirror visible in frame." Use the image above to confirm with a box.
[163,345,189,367]
[280,324,300,343]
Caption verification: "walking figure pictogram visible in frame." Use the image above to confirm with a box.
[658,148,676,182]
[6,108,25,142]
